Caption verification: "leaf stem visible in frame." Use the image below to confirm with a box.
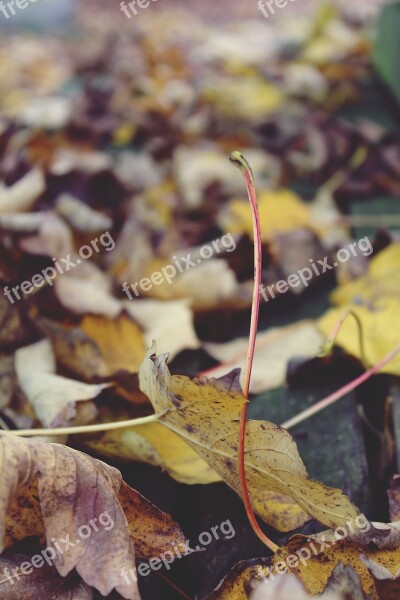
[282,345,400,430]
[1,413,160,437]
[229,151,279,554]
[318,307,368,367]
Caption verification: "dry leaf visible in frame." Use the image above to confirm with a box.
[1,433,187,599]
[86,420,221,485]
[55,276,121,319]
[138,345,371,534]
[15,339,109,427]
[138,258,248,311]
[220,189,313,243]
[330,243,400,307]
[202,77,284,122]
[36,317,110,380]
[207,532,400,600]
[204,321,324,393]
[0,553,93,600]
[80,312,146,374]
[318,299,400,375]
[360,554,400,600]
[266,529,400,599]
[0,169,45,214]
[0,433,138,599]
[251,563,365,600]
[124,298,200,359]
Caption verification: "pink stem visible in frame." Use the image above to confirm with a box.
[282,345,400,430]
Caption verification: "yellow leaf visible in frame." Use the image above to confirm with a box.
[219,189,312,242]
[207,533,400,600]
[202,77,284,121]
[138,345,369,535]
[81,312,146,374]
[331,243,400,307]
[86,420,308,531]
[87,421,221,485]
[318,299,400,375]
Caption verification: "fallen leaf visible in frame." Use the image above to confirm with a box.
[360,554,400,600]
[80,312,146,374]
[55,275,121,319]
[330,243,400,307]
[251,563,365,600]
[85,420,221,485]
[124,298,200,359]
[219,189,313,243]
[203,321,324,393]
[1,433,187,599]
[138,258,249,311]
[0,169,45,214]
[0,553,93,600]
[138,345,370,534]
[15,339,109,427]
[318,299,400,375]
[202,77,284,122]
[0,433,138,599]
[207,531,400,600]
[266,529,400,599]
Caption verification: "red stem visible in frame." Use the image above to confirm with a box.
[229,152,279,554]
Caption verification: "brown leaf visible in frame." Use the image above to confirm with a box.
[360,554,400,600]
[0,553,93,600]
[0,433,138,598]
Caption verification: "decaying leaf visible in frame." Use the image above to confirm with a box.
[0,433,137,599]
[138,345,373,534]
[207,530,400,600]
[251,563,366,600]
[330,243,400,307]
[15,339,109,427]
[318,299,400,375]
[265,529,400,599]
[0,433,187,599]
[124,298,200,359]
[204,321,324,393]
[0,554,93,600]
[360,554,400,600]
[85,419,221,485]
[80,312,146,374]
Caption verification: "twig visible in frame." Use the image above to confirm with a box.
[1,413,160,437]
[282,345,400,430]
